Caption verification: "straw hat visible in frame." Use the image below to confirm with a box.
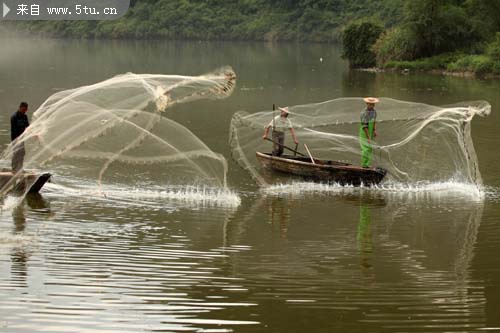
[363,97,379,104]
[278,106,290,114]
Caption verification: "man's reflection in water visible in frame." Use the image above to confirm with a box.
[10,194,51,286]
[11,202,28,286]
[356,198,379,285]
[356,203,373,270]
[267,196,291,239]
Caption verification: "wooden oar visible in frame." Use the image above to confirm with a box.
[264,137,306,157]
[303,143,316,164]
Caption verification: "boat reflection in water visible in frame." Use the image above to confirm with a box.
[0,182,487,332]
[223,185,485,332]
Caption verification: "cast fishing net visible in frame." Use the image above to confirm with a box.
[1,67,236,196]
[230,98,491,187]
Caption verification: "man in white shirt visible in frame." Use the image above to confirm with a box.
[262,106,299,156]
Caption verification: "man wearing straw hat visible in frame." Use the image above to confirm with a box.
[263,106,299,157]
[359,97,379,168]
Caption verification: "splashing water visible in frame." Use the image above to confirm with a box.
[263,180,485,202]
[0,67,237,201]
[230,98,491,192]
[43,180,242,209]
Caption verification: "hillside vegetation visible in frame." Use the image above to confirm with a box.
[7,0,500,75]
[341,0,500,76]
[9,0,403,41]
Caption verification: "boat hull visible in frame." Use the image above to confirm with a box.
[0,171,52,194]
[256,152,386,186]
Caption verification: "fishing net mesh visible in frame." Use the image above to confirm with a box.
[230,98,491,187]
[1,67,236,195]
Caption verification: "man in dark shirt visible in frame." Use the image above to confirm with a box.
[10,102,30,172]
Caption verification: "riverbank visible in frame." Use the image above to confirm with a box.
[360,67,500,79]
[356,52,500,78]
[381,53,500,78]
[340,1,500,79]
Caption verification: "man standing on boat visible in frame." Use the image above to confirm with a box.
[359,97,378,168]
[10,102,30,172]
[262,106,299,157]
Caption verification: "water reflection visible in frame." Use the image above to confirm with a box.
[341,70,378,97]
[221,188,486,332]
[267,196,291,238]
[1,194,258,332]
[355,194,387,282]
[357,204,374,280]
[0,181,491,332]
[25,193,51,210]
[11,203,28,286]
[8,194,52,288]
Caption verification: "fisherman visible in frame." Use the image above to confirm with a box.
[359,97,378,168]
[262,106,298,157]
[10,102,30,172]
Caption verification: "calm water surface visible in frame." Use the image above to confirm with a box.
[0,38,500,332]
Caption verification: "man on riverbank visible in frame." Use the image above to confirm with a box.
[359,97,378,168]
[10,102,30,172]
[263,106,299,156]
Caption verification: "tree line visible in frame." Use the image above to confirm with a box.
[342,0,500,75]
[9,0,401,41]
[7,0,500,74]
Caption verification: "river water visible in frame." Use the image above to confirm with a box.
[1,39,500,332]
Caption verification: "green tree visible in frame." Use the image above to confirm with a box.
[404,0,475,58]
[372,27,417,65]
[465,0,500,39]
[342,21,383,68]
[487,32,500,61]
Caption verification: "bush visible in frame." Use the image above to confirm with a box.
[372,27,417,66]
[383,53,460,71]
[341,21,383,68]
[466,0,500,41]
[404,1,477,58]
[487,32,500,61]
[447,55,494,76]
[493,61,500,74]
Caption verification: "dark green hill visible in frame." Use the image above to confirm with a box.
[6,0,404,41]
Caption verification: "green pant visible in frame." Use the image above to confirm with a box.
[357,205,372,252]
[359,122,374,168]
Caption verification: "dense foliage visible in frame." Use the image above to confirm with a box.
[7,0,403,42]
[4,0,500,75]
[368,0,500,75]
[341,21,383,68]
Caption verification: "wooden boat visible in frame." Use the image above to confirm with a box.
[256,152,387,186]
[0,171,51,194]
